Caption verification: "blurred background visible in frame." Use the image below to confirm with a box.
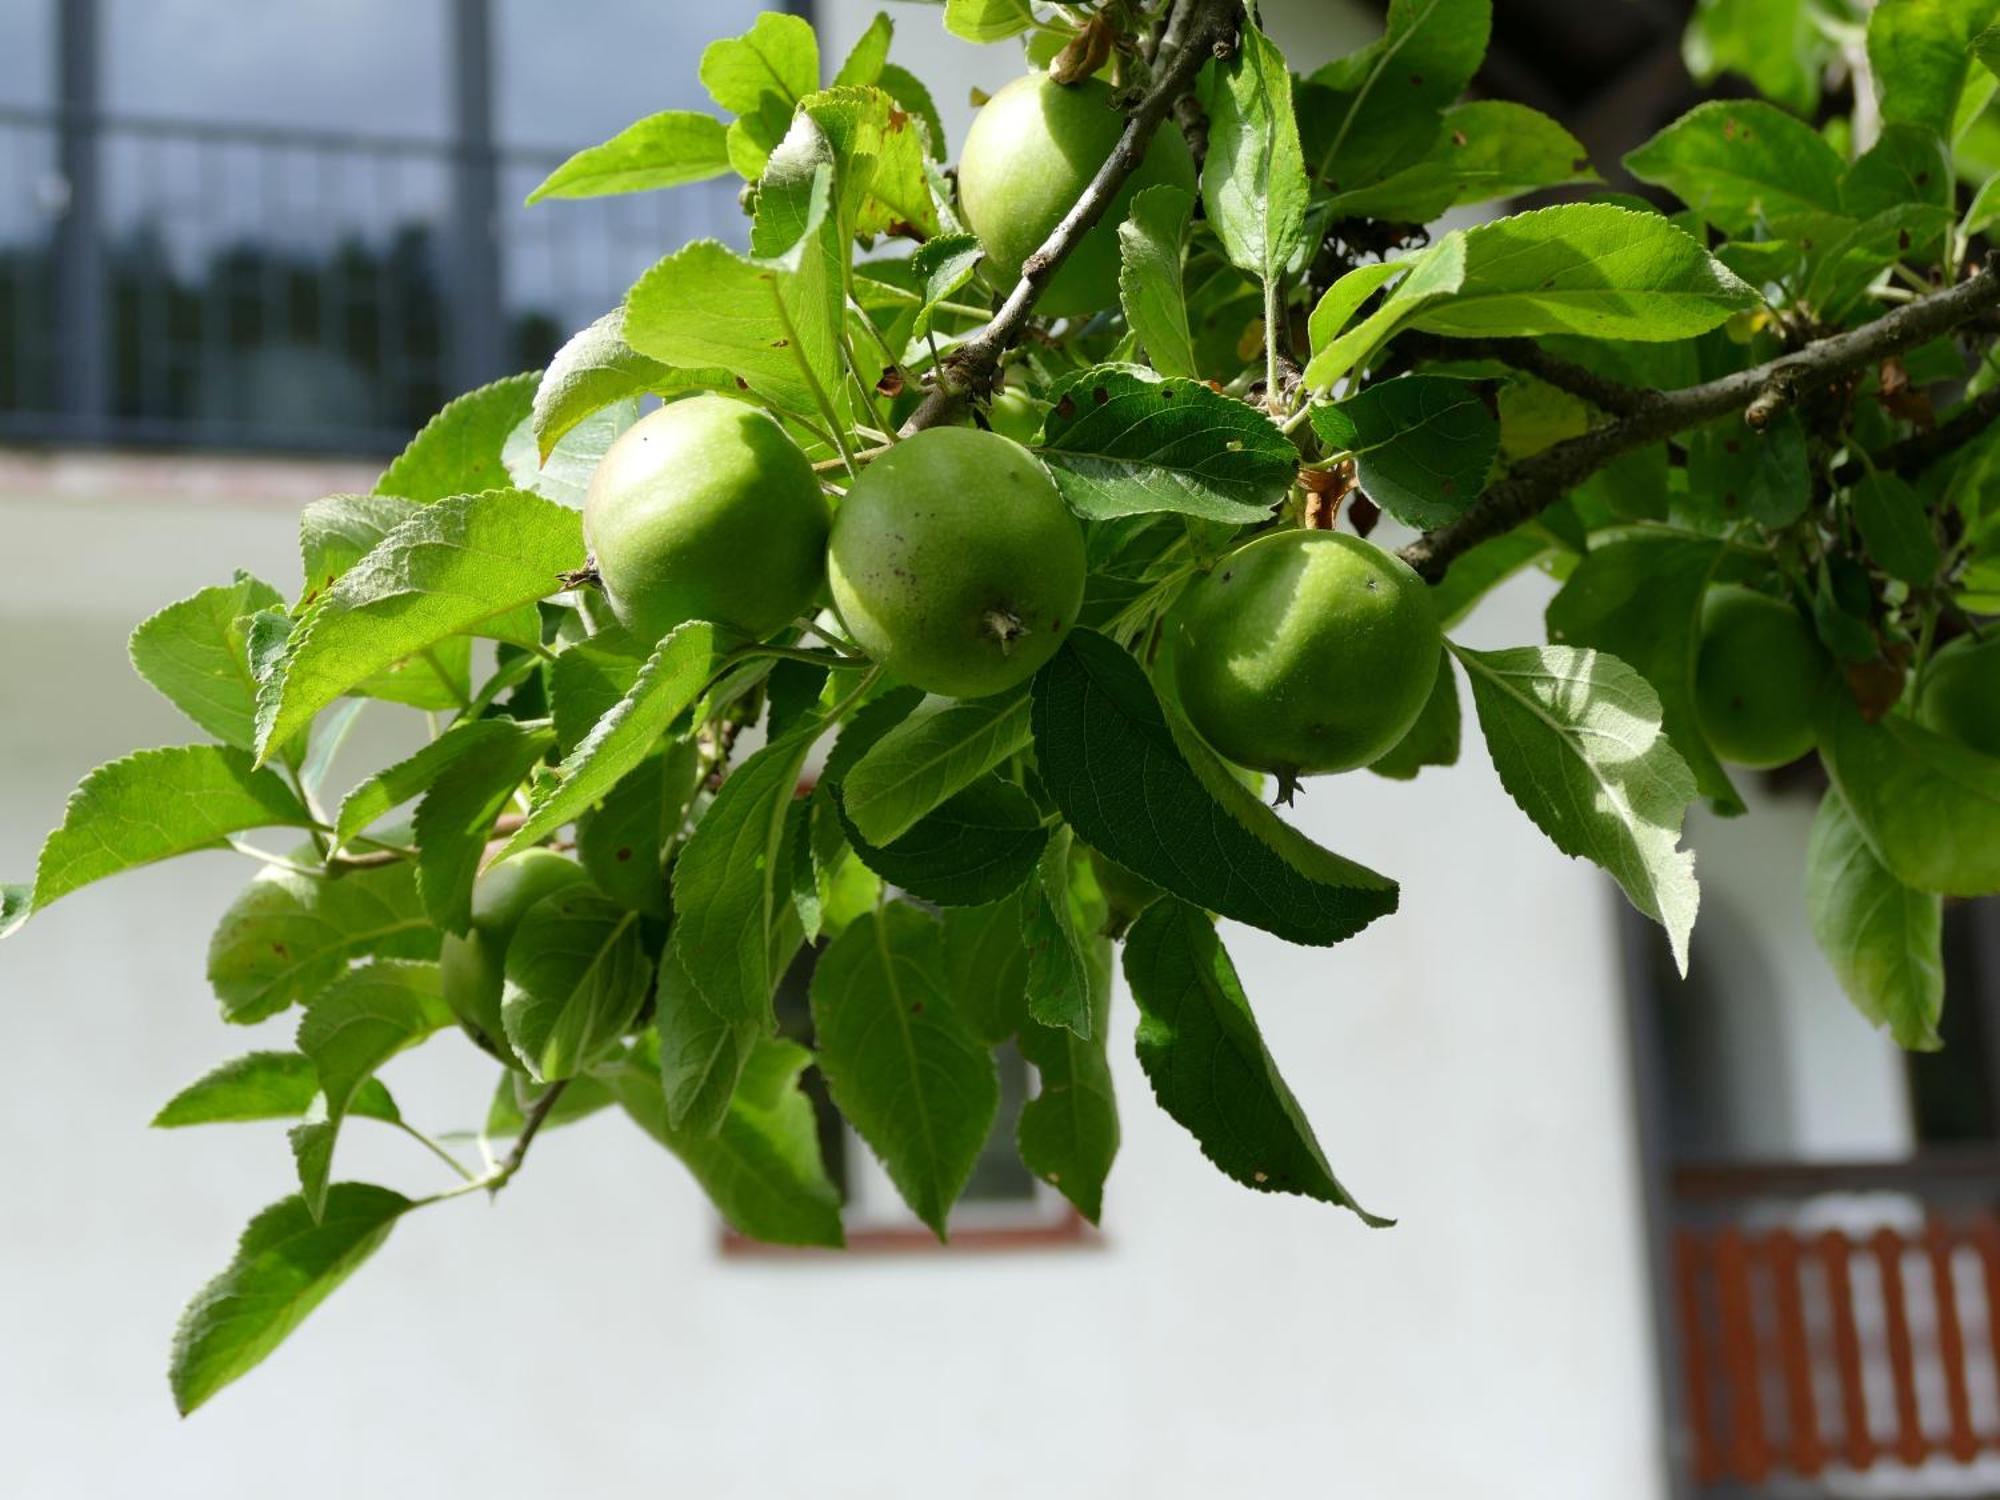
[2,1,1998,1496]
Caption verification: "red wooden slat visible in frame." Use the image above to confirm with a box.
[1973,1216,2000,1454]
[1820,1229,1877,1470]
[1873,1227,1929,1467]
[1674,1229,1724,1486]
[1715,1227,1771,1482]
[1764,1229,1825,1476]
[1926,1220,1979,1462]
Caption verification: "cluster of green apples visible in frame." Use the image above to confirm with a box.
[443,68,1453,1009]
[1692,584,2000,770]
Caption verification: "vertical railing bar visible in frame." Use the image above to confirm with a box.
[1926,1219,1979,1462]
[1766,1229,1826,1477]
[1821,1230,1877,1472]
[1674,1230,1724,1486]
[1715,1228,1771,1483]
[1874,1226,1929,1468]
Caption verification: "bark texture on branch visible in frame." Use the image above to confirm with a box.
[1398,262,2000,582]
[901,0,1242,434]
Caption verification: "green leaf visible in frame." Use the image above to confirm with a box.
[1843,123,1953,220]
[838,774,1046,907]
[907,232,982,341]
[1320,100,1596,222]
[700,11,820,178]
[208,858,438,1024]
[577,745,696,919]
[939,894,1030,1045]
[549,627,650,754]
[153,1051,397,1129]
[1807,788,1943,1050]
[1021,829,1093,1038]
[609,1032,843,1247]
[12,746,313,929]
[1310,376,1498,529]
[1123,899,1387,1225]
[880,61,948,161]
[1869,0,2000,142]
[653,941,758,1135]
[1409,204,1757,342]
[1037,365,1296,524]
[1016,928,1117,1222]
[334,719,522,849]
[375,373,539,504]
[668,725,820,1029]
[1117,184,1198,379]
[1452,642,1701,973]
[170,1183,409,1414]
[1804,204,1955,320]
[298,493,420,604]
[525,110,731,204]
[799,85,941,242]
[1202,18,1309,291]
[414,723,555,934]
[1686,411,1810,530]
[502,890,653,1081]
[502,398,637,510]
[943,0,1034,43]
[499,623,717,861]
[810,903,999,1238]
[1545,533,1740,813]
[1623,100,1847,236]
[1817,697,2000,897]
[1852,472,1942,585]
[293,961,450,1216]
[1368,648,1461,780]
[1684,0,1820,114]
[255,488,583,759]
[1307,0,1491,193]
[1426,99,1596,208]
[834,11,893,87]
[838,687,1032,847]
[624,241,842,428]
[530,310,693,461]
[129,573,288,750]
[1301,237,1467,392]
[1030,631,1399,947]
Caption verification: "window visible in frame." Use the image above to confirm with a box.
[0,0,790,453]
[491,0,763,372]
[722,941,1090,1255]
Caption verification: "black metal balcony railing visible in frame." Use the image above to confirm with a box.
[0,104,744,455]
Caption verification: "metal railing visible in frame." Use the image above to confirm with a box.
[0,104,743,455]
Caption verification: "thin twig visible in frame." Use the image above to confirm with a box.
[901,0,1241,433]
[1400,261,2000,582]
[1835,380,2000,486]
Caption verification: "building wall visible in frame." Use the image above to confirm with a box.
[0,449,1666,1500]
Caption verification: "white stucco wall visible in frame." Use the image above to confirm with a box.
[0,444,1666,1499]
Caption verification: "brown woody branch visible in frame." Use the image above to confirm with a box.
[1397,332,1658,418]
[901,0,1241,433]
[1399,261,2000,582]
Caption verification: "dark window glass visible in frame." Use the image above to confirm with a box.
[1907,899,2000,1144]
[87,0,454,448]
